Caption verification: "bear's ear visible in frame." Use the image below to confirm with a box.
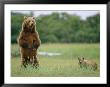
[82,57,84,60]
[24,16,27,19]
[32,17,36,20]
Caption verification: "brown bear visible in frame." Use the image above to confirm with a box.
[17,16,41,68]
[78,57,98,71]
[21,34,38,66]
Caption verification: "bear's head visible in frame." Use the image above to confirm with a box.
[22,16,36,33]
[78,57,84,64]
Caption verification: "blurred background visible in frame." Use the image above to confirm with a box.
[11,11,100,44]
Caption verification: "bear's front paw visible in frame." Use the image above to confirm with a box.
[21,43,28,48]
[28,45,34,49]
[33,44,39,49]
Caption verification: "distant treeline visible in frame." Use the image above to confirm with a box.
[11,12,100,43]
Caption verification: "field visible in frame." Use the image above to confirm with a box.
[11,43,100,77]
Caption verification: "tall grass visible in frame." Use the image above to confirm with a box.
[11,43,100,77]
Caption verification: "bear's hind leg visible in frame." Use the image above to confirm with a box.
[33,56,39,68]
[21,55,28,68]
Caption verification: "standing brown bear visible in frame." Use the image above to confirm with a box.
[17,16,41,68]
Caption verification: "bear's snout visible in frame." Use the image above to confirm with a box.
[29,21,34,26]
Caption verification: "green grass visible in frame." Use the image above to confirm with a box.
[11,43,100,77]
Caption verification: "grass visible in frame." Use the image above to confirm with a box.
[11,43,100,77]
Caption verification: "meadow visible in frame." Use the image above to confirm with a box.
[11,43,100,77]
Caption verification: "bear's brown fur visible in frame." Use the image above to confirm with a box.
[17,16,41,68]
[78,57,97,71]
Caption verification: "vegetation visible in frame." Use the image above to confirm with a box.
[11,12,100,43]
[11,43,100,77]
